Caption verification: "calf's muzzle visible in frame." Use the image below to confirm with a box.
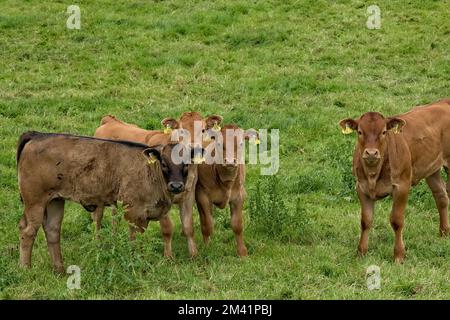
[168,181,185,194]
[362,148,381,164]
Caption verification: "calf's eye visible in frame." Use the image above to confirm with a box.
[382,130,387,135]
[358,131,362,135]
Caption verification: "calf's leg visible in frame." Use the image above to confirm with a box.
[19,204,45,269]
[43,199,65,273]
[230,199,248,257]
[111,207,118,234]
[356,188,375,256]
[179,194,198,257]
[159,215,174,258]
[390,184,409,263]
[196,190,214,245]
[91,205,104,238]
[428,170,450,236]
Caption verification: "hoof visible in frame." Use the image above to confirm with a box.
[237,247,248,257]
[53,265,65,274]
[440,228,450,237]
[164,253,174,260]
[394,252,405,264]
[19,262,31,270]
[202,235,210,245]
[357,247,368,257]
[189,249,198,259]
[394,257,405,264]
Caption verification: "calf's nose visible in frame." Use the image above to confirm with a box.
[363,148,380,159]
[225,158,238,165]
[168,182,184,193]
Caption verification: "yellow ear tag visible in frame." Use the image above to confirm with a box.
[251,137,260,145]
[392,124,400,134]
[164,125,172,134]
[212,123,221,132]
[342,125,353,135]
[193,156,206,164]
[147,154,157,165]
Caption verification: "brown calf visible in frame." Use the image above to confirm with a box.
[339,98,450,262]
[196,124,258,257]
[17,132,196,272]
[94,112,222,257]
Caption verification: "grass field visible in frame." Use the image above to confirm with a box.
[1,0,450,299]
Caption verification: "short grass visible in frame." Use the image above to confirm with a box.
[1,0,450,299]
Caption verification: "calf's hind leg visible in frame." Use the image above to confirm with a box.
[427,170,450,236]
[19,204,46,268]
[43,199,65,273]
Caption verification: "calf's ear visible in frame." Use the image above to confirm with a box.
[339,118,358,134]
[386,118,406,133]
[205,115,223,130]
[143,148,161,164]
[161,118,180,129]
[245,128,260,144]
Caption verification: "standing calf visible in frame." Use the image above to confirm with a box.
[196,124,258,257]
[339,98,450,262]
[17,132,197,272]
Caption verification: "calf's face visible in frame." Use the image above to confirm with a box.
[144,144,201,194]
[213,126,259,173]
[162,112,223,146]
[339,112,406,166]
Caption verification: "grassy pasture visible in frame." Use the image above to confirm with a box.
[0,0,450,299]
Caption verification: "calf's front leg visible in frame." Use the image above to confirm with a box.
[357,187,374,256]
[230,199,248,257]
[179,194,198,258]
[390,184,410,263]
[159,215,174,258]
[195,189,214,245]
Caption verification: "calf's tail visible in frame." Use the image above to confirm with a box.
[17,131,40,165]
[17,131,42,203]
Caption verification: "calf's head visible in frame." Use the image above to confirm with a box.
[339,112,406,166]
[209,125,258,175]
[161,112,223,147]
[143,144,203,194]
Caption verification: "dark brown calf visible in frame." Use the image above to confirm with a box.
[17,132,196,272]
[340,99,450,262]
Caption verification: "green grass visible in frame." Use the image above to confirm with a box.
[1,0,450,299]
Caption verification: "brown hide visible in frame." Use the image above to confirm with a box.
[17,132,190,272]
[340,98,450,262]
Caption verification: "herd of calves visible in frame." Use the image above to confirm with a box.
[16,98,450,273]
